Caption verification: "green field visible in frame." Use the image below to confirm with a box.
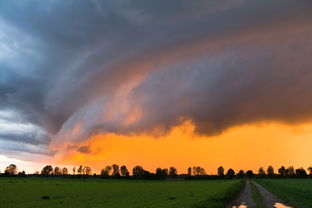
[0,178,243,208]
[256,179,312,208]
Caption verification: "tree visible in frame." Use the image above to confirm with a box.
[132,166,145,178]
[278,166,286,176]
[5,164,18,175]
[155,168,169,178]
[267,166,274,176]
[120,165,129,177]
[161,168,168,177]
[192,166,206,176]
[237,170,245,178]
[83,166,92,175]
[54,167,61,175]
[112,164,120,176]
[258,167,266,176]
[308,167,312,175]
[62,167,68,175]
[142,170,152,179]
[18,171,26,176]
[77,165,83,175]
[246,170,254,178]
[295,167,307,177]
[169,167,177,177]
[41,165,53,175]
[73,166,76,175]
[226,168,235,178]
[155,168,162,177]
[286,166,295,176]
[187,167,192,176]
[100,165,112,176]
[217,166,224,177]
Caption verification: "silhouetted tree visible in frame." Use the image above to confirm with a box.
[101,165,112,176]
[41,165,53,175]
[155,168,168,178]
[295,167,307,177]
[187,167,192,176]
[217,166,224,177]
[5,164,18,175]
[18,171,26,176]
[161,168,168,177]
[132,166,145,178]
[73,166,76,175]
[237,170,245,178]
[308,167,312,176]
[155,168,162,177]
[267,166,274,176]
[54,167,61,175]
[143,170,152,179]
[83,166,92,175]
[169,167,177,177]
[226,168,235,178]
[120,165,129,177]
[62,167,68,175]
[112,164,120,177]
[286,166,295,176]
[258,167,266,176]
[246,170,253,178]
[77,165,83,175]
[192,166,206,176]
[278,166,286,176]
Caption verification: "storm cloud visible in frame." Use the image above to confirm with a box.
[0,0,312,157]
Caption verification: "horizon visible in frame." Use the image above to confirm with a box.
[1,0,312,175]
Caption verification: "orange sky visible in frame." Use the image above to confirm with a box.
[54,121,312,175]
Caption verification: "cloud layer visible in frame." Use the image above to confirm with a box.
[0,0,312,158]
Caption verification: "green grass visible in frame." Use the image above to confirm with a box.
[256,179,312,208]
[0,178,244,208]
[250,182,267,208]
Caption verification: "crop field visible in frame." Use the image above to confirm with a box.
[0,178,243,208]
[256,179,312,208]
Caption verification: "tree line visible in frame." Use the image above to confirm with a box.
[1,164,312,179]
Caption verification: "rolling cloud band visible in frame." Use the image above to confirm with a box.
[0,0,312,161]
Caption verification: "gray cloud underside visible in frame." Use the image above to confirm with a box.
[0,0,312,153]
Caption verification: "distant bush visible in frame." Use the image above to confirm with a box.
[41,195,50,200]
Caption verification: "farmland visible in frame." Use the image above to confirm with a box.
[256,179,312,208]
[0,178,243,208]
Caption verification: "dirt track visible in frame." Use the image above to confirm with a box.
[228,180,293,208]
[252,181,293,208]
[228,180,255,208]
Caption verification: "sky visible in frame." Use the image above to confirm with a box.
[1,0,312,174]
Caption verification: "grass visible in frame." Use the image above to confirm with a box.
[256,179,312,208]
[0,178,244,208]
[250,182,267,208]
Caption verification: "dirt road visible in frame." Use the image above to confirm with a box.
[228,180,293,208]
[252,182,293,208]
[228,180,256,208]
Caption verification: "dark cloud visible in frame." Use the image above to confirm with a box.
[77,146,91,154]
[0,0,312,155]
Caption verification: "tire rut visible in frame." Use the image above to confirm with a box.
[251,181,293,208]
[228,180,256,208]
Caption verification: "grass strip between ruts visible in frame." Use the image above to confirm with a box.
[251,182,267,208]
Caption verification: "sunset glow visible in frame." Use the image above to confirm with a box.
[53,121,312,174]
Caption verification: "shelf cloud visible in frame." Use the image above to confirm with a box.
[0,0,312,160]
